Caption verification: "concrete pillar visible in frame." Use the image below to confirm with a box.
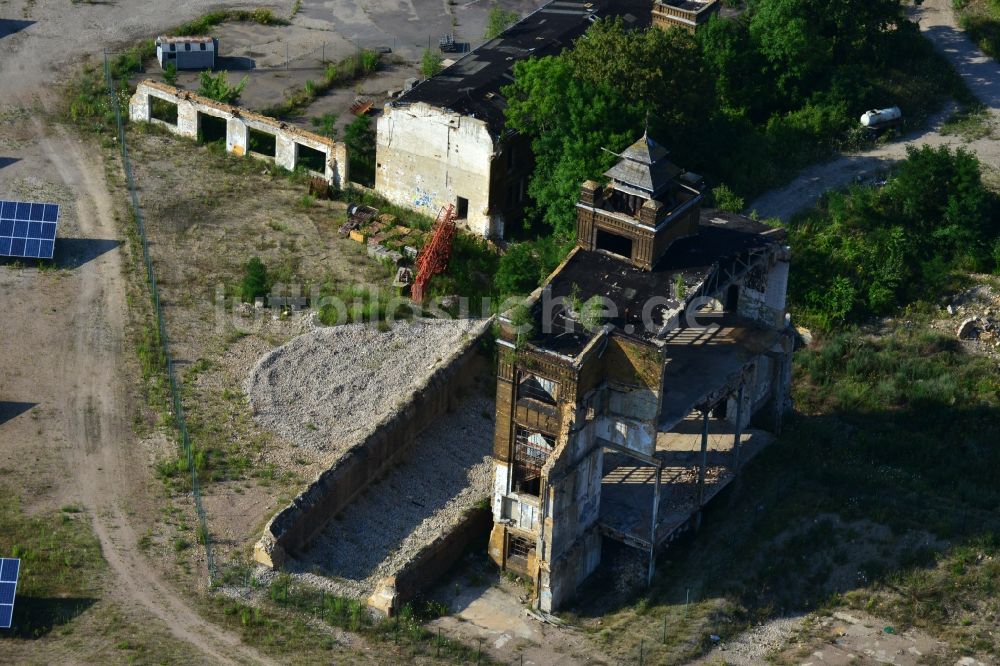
[647,462,662,585]
[275,135,297,172]
[129,90,150,122]
[733,383,745,471]
[697,407,709,507]
[177,101,198,139]
[227,117,248,156]
[330,142,349,188]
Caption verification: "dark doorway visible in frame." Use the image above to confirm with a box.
[596,229,633,259]
[248,128,276,157]
[198,112,227,144]
[149,97,178,125]
[297,143,326,174]
[725,284,740,312]
[456,196,469,219]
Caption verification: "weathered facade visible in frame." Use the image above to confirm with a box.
[376,102,532,238]
[375,0,650,238]
[651,0,720,32]
[129,81,349,187]
[488,134,793,611]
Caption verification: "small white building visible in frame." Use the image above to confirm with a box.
[156,36,218,70]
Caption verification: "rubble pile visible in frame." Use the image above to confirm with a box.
[940,282,1000,356]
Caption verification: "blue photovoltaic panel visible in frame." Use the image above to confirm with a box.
[0,557,19,629]
[0,199,59,260]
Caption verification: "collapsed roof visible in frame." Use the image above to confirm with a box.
[394,0,652,134]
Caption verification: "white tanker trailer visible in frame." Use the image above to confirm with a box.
[860,106,902,129]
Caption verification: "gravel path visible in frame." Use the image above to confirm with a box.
[245,318,485,458]
[748,0,1000,221]
[290,393,495,597]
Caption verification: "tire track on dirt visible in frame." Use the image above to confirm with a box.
[34,118,275,666]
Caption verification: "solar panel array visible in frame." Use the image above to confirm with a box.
[0,199,60,260]
[0,558,20,629]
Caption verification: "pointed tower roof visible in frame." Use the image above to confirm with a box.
[603,132,680,199]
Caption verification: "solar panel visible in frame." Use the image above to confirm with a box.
[0,557,19,629]
[0,199,59,260]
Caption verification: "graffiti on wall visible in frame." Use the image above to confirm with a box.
[413,187,433,209]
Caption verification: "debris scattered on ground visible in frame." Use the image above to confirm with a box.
[936,280,1000,356]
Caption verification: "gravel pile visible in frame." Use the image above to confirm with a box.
[290,394,495,597]
[245,318,486,457]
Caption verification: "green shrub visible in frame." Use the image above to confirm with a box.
[710,184,744,212]
[198,70,248,104]
[240,257,269,303]
[162,61,178,86]
[788,145,1000,330]
[421,48,443,78]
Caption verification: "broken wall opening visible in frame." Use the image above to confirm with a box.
[248,127,277,157]
[596,229,633,259]
[507,533,535,569]
[517,371,559,405]
[513,428,554,497]
[198,112,227,144]
[149,96,178,125]
[297,143,326,174]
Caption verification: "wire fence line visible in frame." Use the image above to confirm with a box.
[103,52,216,581]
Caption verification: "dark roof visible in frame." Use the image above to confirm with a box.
[524,210,786,357]
[394,0,652,135]
[604,133,681,199]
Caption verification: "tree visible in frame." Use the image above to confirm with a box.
[748,0,901,103]
[485,4,520,39]
[310,112,338,140]
[344,115,376,186]
[240,257,268,303]
[503,56,640,236]
[162,62,178,87]
[421,48,443,78]
[197,70,248,104]
[568,18,713,132]
[698,15,768,118]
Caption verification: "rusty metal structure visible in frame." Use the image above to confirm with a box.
[410,204,456,302]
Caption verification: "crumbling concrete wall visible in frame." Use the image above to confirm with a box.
[738,249,790,328]
[369,507,492,615]
[129,80,349,187]
[376,102,497,238]
[253,319,491,570]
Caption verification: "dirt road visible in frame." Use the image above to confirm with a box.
[1,0,288,662]
[41,121,273,666]
[749,0,1000,221]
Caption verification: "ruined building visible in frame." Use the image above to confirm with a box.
[651,0,720,32]
[488,134,793,611]
[375,0,650,239]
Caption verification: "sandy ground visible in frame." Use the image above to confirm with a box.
[246,319,486,457]
[749,0,1000,221]
[2,0,294,663]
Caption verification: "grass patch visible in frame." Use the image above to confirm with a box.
[173,9,288,36]
[0,485,105,637]
[956,0,1000,61]
[574,320,1000,663]
[940,103,995,141]
[260,50,383,119]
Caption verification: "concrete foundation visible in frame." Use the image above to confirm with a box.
[129,80,348,187]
